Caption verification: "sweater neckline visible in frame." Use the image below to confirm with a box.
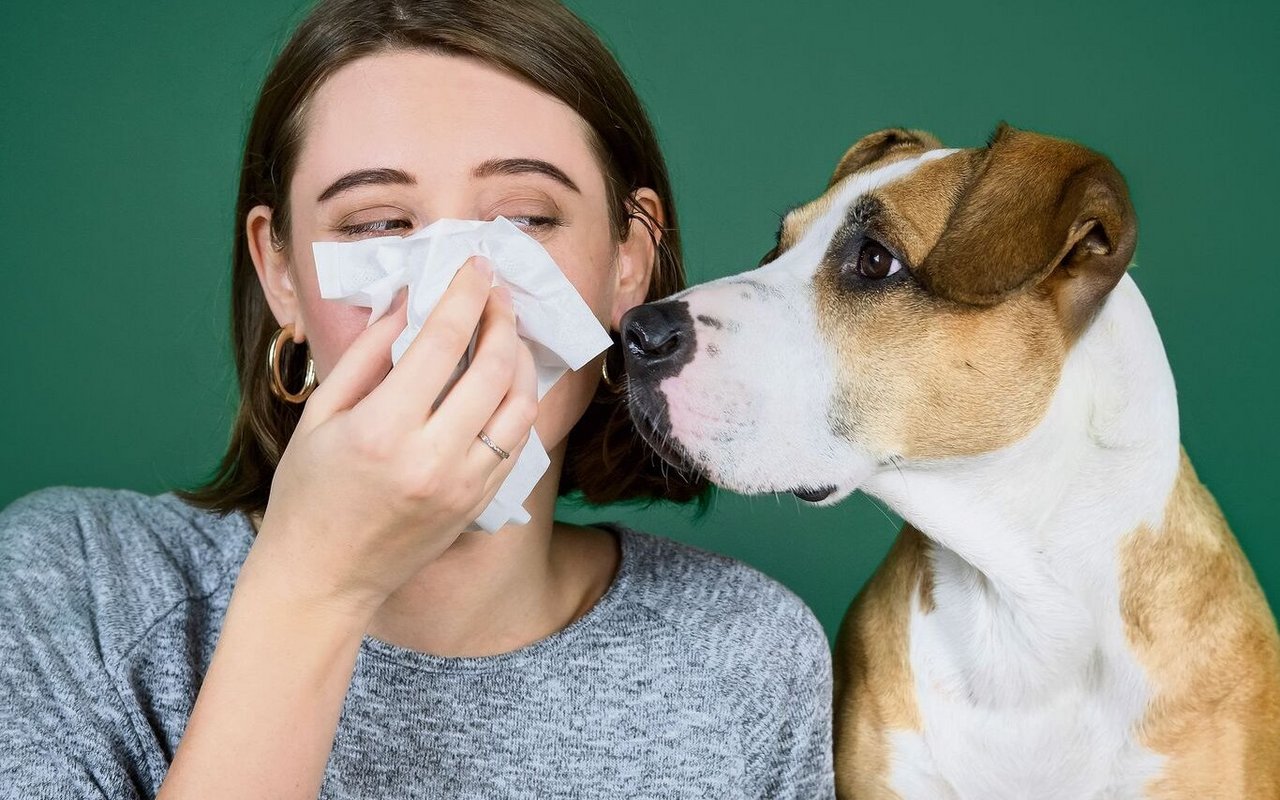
[353,523,634,674]
[165,494,637,674]
[358,524,632,675]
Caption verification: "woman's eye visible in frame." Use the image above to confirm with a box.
[854,240,902,279]
[337,219,412,238]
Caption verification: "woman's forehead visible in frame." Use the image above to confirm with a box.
[294,50,601,193]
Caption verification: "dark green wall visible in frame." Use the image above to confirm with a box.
[2,1,1276,640]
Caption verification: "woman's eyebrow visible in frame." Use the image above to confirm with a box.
[316,167,416,204]
[473,158,580,194]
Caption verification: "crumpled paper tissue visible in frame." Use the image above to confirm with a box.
[312,217,612,532]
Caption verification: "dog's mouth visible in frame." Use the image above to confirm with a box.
[790,485,837,503]
[626,384,844,502]
[625,388,698,474]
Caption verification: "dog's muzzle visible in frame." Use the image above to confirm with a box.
[618,300,697,470]
[620,298,840,503]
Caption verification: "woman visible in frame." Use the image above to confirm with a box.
[0,1,833,797]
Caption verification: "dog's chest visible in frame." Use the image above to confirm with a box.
[886,557,1165,800]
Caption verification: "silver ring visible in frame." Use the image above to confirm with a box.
[477,430,510,460]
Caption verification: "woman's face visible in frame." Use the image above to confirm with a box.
[248,49,657,454]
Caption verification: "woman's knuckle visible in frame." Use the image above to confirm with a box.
[433,323,469,355]
[406,470,443,503]
[350,422,392,460]
[514,398,539,427]
[492,345,519,377]
[518,343,536,368]
[393,453,439,499]
[474,349,513,384]
[459,475,482,502]
[441,481,474,514]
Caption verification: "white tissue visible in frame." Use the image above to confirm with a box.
[312,217,612,533]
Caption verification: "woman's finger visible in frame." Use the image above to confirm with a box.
[465,335,539,476]
[363,257,493,425]
[426,285,521,452]
[296,291,408,433]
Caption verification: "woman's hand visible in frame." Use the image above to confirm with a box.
[161,256,538,800]
[247,255,539,621]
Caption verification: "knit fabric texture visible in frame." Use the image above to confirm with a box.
[0,487,834,798]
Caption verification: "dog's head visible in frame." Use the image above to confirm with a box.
[621,124,1136,504]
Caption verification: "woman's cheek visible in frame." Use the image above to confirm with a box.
[545,232,617,322]
[534,247,616,451]
[306,301,376,383]
[534,355,602,453]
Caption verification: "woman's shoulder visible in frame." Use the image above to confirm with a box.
[0,485,253,666]
[0,485,253,581]
[609,525,829,665]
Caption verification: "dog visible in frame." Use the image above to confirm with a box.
[619,124,1280,798]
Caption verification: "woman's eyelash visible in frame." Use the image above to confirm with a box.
[336,215,565,238]
[336,219,411,237]
[506,215,565,230]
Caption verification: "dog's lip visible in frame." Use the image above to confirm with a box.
[627,396,694,472]
[791,485,837,503]
[641,427,690,471]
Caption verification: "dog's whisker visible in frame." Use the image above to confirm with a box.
[889,454,912,505]
[860,492,900,535]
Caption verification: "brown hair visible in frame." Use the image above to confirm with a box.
[178,0,709,517]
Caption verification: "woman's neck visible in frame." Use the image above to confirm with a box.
[315,443,619,658]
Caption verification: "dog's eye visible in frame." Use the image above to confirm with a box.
[856,240,901,279]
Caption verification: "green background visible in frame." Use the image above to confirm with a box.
[2,1,1276,641]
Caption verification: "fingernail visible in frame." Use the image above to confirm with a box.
[472,256,495,283]
[492,284,512,305]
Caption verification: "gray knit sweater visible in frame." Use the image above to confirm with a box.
[0,487,834,798]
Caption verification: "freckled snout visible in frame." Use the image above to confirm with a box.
[620,300,696,379]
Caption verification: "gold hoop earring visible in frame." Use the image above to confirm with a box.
[601,341,623,392]
[268,323,316,404]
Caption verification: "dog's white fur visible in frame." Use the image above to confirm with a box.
[872,271,1179,798]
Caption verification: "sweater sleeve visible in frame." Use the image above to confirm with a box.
[0,488,153,799]
[751,601,836,799]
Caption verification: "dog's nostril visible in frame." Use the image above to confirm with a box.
[626,324,680,358]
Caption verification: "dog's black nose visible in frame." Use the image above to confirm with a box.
[621,301,694,375]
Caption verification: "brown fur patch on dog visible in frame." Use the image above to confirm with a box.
[828,128,944,190]
[914,125,1137,337]
[816,278,1068,460]
[822,146,1069,458]
[778,192,837,253]
[779,144,1069,460]
[833,525,934,798]
[870,151,976,267]
[1120,450,1280,797]
[805,127,1132,460]
[779,128,950,256]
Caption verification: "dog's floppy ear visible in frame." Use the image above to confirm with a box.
[827,128,943,189]
[916,123,1137,329]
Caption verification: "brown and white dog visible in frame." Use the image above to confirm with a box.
[619,124,1280,798]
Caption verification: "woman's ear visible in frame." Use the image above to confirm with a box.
[246,204,306,343]
[611,188,662,330]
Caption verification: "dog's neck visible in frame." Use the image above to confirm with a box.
[864,273,1183,706]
